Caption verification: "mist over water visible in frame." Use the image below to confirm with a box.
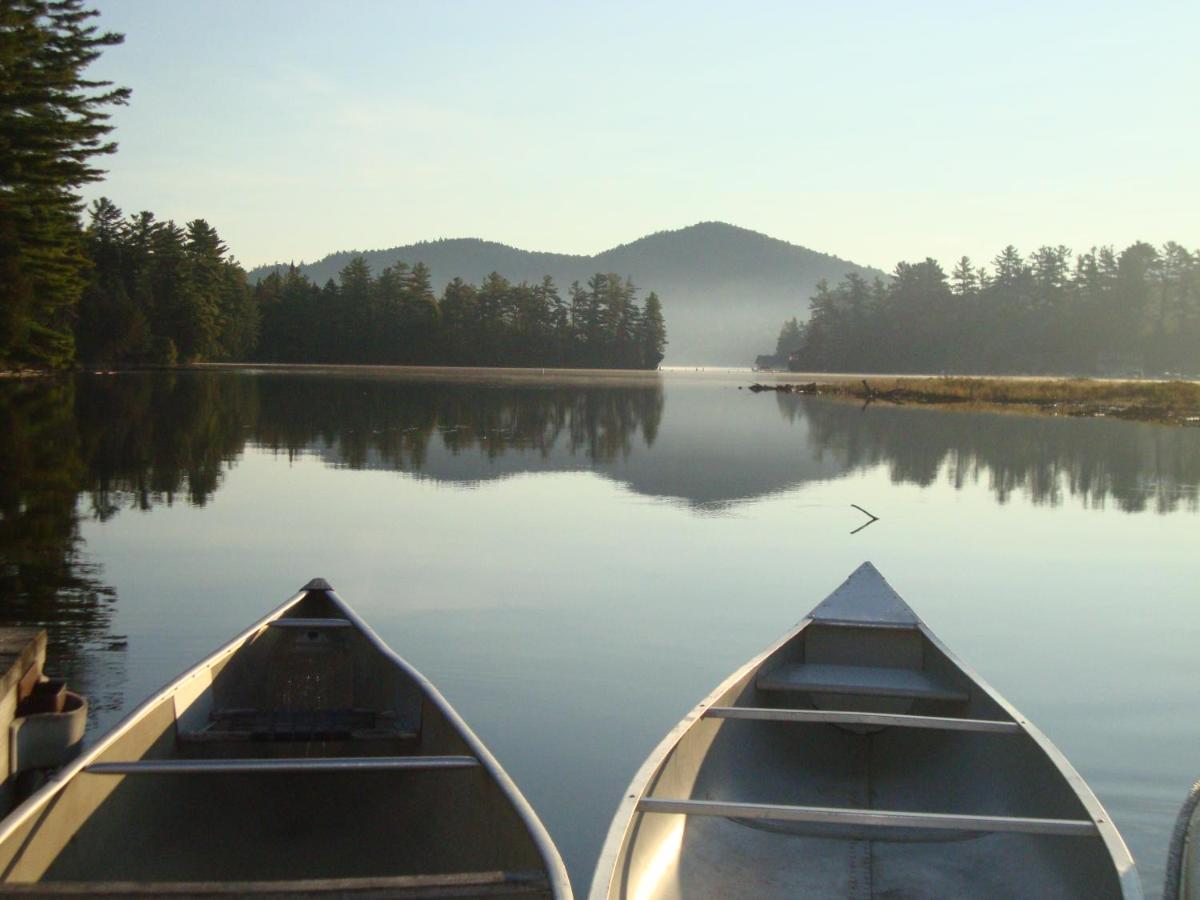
[1,368,1196,895]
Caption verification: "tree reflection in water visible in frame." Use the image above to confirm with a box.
[249,375,664,472]
[1,370,1196,724]
[0,379,122,722]
[779,393,1200,514]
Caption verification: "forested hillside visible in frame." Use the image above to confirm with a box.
[248,222,885,365]
[771,243,1200,376]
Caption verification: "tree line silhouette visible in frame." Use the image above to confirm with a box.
[77,200,257,365]
[253,261,667,369]
[772,242,1199,375]
[65,201,668,370]
[1,4,667,372]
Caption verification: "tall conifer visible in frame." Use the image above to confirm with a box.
[0,0,129,366]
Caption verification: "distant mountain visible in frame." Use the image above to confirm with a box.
[246,222,886,365]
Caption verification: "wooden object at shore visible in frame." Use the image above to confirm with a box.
[1,628,88,819]
[0,629,47,813]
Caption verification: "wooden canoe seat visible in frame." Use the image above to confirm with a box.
[179,708,418,744]
[757,663,968,702]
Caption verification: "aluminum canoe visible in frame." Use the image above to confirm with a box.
[1164,779,1200,900]
[0,579,572,898]
[590,562,1141,899]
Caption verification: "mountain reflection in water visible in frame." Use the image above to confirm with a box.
[0,370,1197,728]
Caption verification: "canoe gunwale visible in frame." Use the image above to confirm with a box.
[0,584,573,900]
[588,580,1144,900]
[586,616,817,900]
[915,621,1142,898]
[0,587,313,852]
[320,588,572,900]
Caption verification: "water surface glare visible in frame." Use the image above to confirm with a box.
[2,369,1197,896]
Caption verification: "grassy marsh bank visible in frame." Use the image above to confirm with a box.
[751,374,1200,426]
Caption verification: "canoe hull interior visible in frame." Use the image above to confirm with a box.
[593,565,1139,899]
[0,589,562,897]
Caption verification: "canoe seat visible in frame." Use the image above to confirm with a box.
[757,663,968,702]
[179,708,418,743]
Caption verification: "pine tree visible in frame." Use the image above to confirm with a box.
[403,261,438,362]
[146,220,189,364]
[950,257,977,297]
[637,292,667,369]
[335,256,372,361]
[438,277,477,364]
[178,219,227,361]
[77,197,148,362]
[775,318,803,358]
[0,0,129,367]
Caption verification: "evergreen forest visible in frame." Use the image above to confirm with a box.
[773,243,1200,376]
[75,201,668,370]
[253,262,667,369]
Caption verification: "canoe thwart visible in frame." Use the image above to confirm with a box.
[0,868,551,896]
[178,707,418,743]
[267,618,353,630]
[84,755,479,775]
[636,798,1098,837]
[703,706,1020,733]
[757,662,968,702]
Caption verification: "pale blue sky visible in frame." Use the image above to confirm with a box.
[87,1,1197,272]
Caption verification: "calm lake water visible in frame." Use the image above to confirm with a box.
[2,368,1197,896]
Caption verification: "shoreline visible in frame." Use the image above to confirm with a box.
[6,362,1200,426]
[191,361,665,387]
[746,373,1200,427]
